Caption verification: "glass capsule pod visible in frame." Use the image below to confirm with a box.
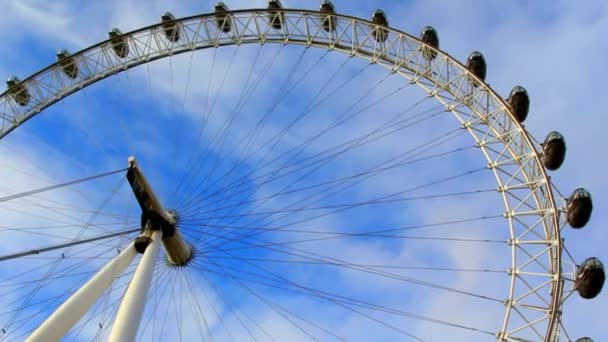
[575,338,594,342]
[267,0,284,30]
[567,188,593,228]
[161,12,180,42]
[507,86,529,123]
[215,2,232,33]
[466,51,486,87]
[6,76,30,107]
[371,9,389,43]
[320,0,337,33]
[108,28,129,58]
[576,257,605,299]
[56,49,79,79]
[420,26,439,61]
[541,131,566,170]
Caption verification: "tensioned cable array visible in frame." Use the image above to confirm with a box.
[0,6,582,341]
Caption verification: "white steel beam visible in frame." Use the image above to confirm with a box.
[108,230,162,342]
[26,242,137,342]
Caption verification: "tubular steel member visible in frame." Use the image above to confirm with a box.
[126,156,192,266]
[108,230,162,342]
[26,242,138,342]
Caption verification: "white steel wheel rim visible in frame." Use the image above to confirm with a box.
[0,8,568,341]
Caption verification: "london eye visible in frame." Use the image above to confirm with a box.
[0,1,603,341]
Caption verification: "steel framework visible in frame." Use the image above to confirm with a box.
[0,8,577,341]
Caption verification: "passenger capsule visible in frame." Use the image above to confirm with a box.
[320,1,337,33]
[6,76,30,106]
[541,131,566,170]
[371,10,389,43]
[56,49,78,79]
[161,12,180,42]
[108,28,129,58]
[215,2,232,33]
[466,51,486,87]
[575,338,594,342]
[507,86,529,123]
[267,0,284,30]
[576,257,605,299]
[567,188,593,228]
[420,26,439,60]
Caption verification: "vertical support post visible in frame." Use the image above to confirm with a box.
[108,230,162,342]
[26,242,138,342]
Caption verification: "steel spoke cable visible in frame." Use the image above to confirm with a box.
[176,47,314,210]
[195,257,424,341]
[2,244,134,339]
[177,55,369,211]
[180,224,504,245]
[0,255,119,300]
[182,214,501,246]
[184,272,236,342]
[172,46,242,200]
[178,105,448,216]
[197,249,501,338]
[187,188,492,222]
[0,144,125,222]
[1,177,126,333]
[198,256,495,337]
[198,258,347,342]
[190,129,470,240]
[0,222,130,231]
[10,268,138,341]
[0,197,136,221]
[179,45,287,207]
[95,220,133,341]
[195,260,322,342]
[137,265,175,341]
[0,205,124,235]
[192,228,504,304]
[182,271,214,342]
[66,266,140,341]
[190,67,436,210]
[187,118,463,244]
[0,234,129,288]
[195,167,486,249]
[61,94,117,168]
[78,267,171,342]
[184,271,229,342]
[197,271,268,342]
[0,229,135,252]
[175,45,261,199]
[202,255,505,273]
[178,64,385,215]
[183,140,471,219]
[187,47,315,209]
[184,156,478,250]
[0,232,128,302]
[169,47,219,202]
[178,97,447,218]
[0,227,139,262]
[0,168,127,204]
[0,198,121,235]
[158,267,182,339]
[178,102,449,223]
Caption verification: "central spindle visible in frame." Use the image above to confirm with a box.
[126,156,192,266]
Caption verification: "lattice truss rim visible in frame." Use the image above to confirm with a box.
[0,8,574,341]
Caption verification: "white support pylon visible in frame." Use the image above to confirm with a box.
[26,242,138,342]
[108,230,162,342]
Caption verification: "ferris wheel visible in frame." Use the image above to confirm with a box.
[0,1,602,341]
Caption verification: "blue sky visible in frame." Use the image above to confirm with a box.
[0,1,605,341]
